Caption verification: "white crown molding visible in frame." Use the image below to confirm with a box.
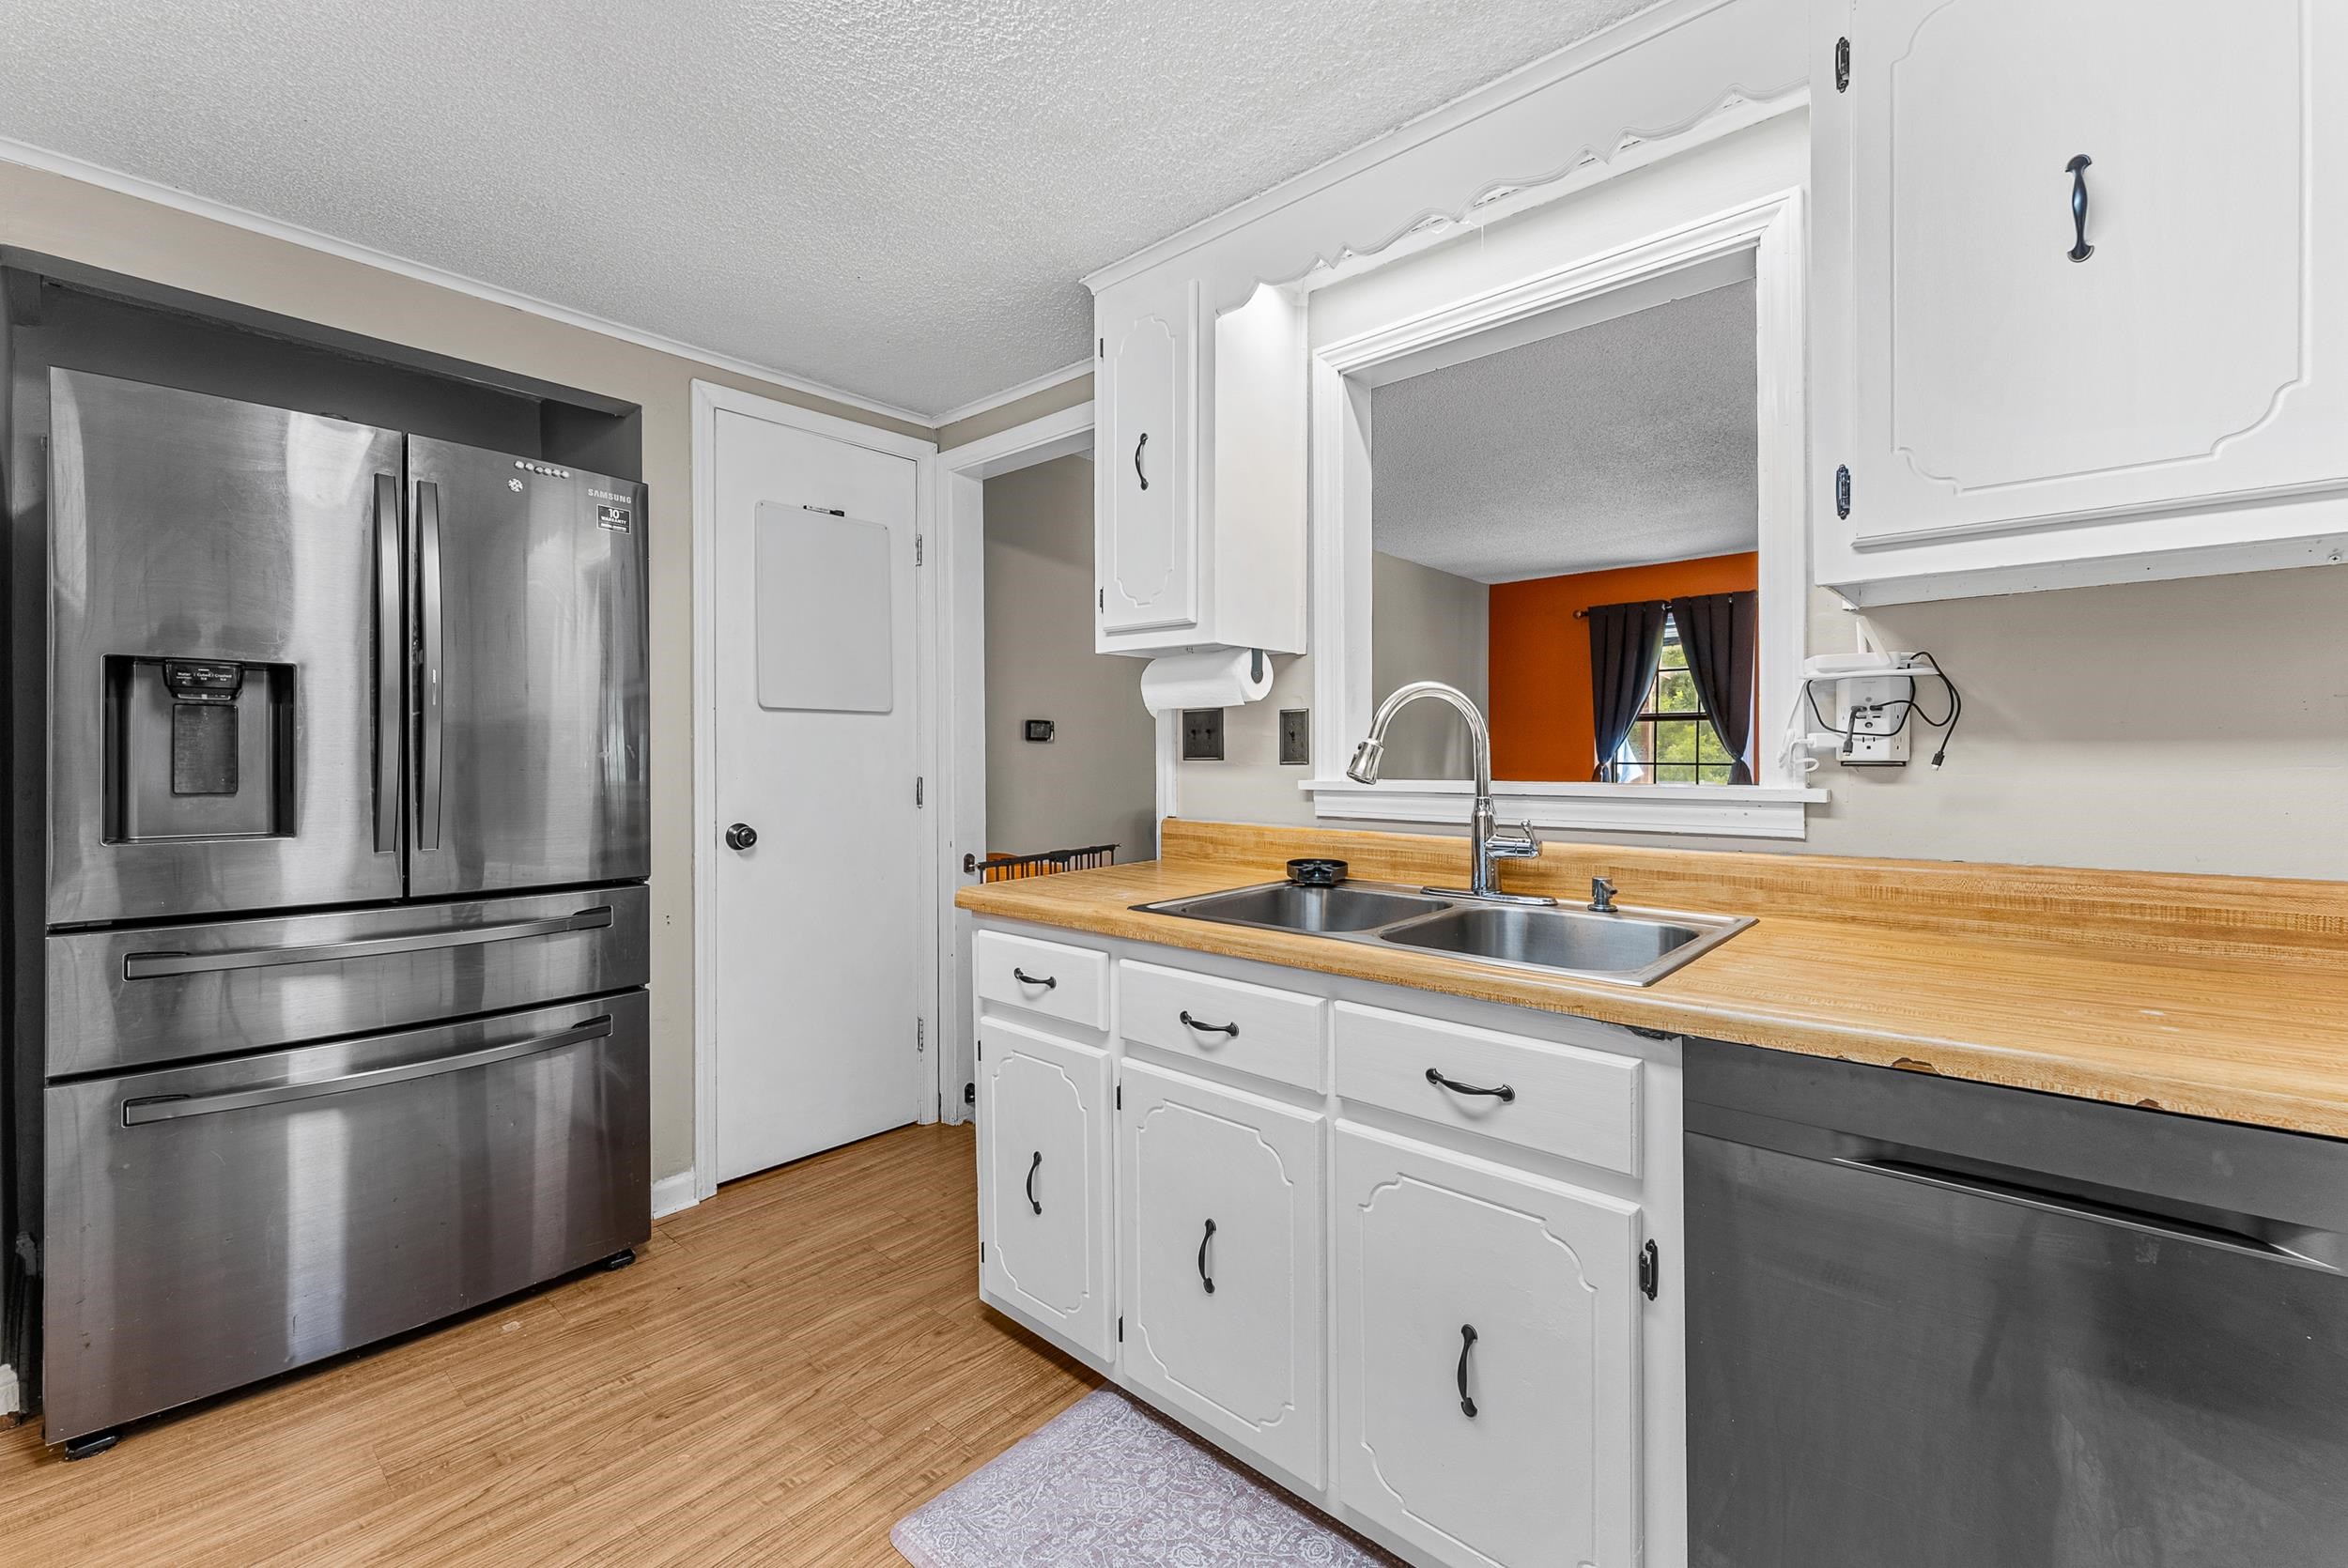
[1080,0,1805,297]
[930,358,1093,431]
[0,135,935,429]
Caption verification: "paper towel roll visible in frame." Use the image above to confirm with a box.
[1139,648,1272,715]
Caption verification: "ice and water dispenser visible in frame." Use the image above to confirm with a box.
[103,654,295,841]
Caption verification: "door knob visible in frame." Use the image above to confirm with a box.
[725,822,758,851]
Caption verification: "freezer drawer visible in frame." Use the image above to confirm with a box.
[46,885,649,1077]
[41,992,649,1444]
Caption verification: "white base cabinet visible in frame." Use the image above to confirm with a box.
[973,920,1684,1568]
[1120,1059,1326,1486]
[977,1018,1115,1362]
[1336,1123,1644,1568]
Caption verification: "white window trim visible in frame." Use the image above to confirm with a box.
[1305,183,1822,840]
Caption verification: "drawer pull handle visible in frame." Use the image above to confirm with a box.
[1427,1067,1515,1103]
[1198,1218,1217,1294]
[1134,430,1150,490]
[1457,1324,1479,1418]
[2066,153,2094,263]
[1026,1149,1043,1215]
[1012,967,1058,991]
[1180,1010,1239,1038]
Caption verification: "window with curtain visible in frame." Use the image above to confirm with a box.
[1603,615,1739,784]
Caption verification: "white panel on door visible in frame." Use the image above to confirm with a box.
[1336,1122,1643,1568]
[1101,294,1196,635]
[753,501,893,712]
[979,1020,1114,1361]
[1120,1059,1325,1485]
[1846,0,2337,543]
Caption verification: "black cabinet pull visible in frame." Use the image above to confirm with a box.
[1457,1324,1479,1418]
[1012,967,1057,991]
[1026,1150,1043,1215]
[1198,1218,1217,1294]
[1427,1067,1516,1102]
[1135,431,1150,490]
[2066,154,2094,263]
[1180,1010,1239,1038]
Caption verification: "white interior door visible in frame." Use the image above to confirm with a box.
[712,407,924,1183]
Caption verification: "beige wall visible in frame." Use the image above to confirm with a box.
[982,455,1156,862]
[1182,567,2348,880]
[0,160,929,1183]
[1370,552,1490,779]
[938,372,1093,452]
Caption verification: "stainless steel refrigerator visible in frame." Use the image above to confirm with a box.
[37,368,651,1450]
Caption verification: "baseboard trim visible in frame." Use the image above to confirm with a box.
[651,1169,700,1219]
[0,1362,19,1417]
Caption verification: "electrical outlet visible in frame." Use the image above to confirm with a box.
[1182,708,1225,761]
[1840,690,1911,766]
[1278,708,1310,767]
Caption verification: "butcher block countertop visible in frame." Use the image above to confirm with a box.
[957,821,2348,1140]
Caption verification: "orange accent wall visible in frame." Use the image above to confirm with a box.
[1487,551,1759,781]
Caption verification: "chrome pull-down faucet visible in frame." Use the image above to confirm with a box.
[1346,681,1559,905]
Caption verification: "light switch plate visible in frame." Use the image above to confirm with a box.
[1279,708,1310,766]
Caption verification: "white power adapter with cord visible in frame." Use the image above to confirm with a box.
[1779,623,1963,776]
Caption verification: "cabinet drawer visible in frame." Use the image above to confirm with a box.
[1120,959,1325,1091]
[975,930,1109,1032]
[1334,1002,1641,1176]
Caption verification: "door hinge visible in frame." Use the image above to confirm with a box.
[915,533,924,566]
[980,1241,985,1262]
[1098,336,1104,360]
[1117,1315,1124,1343]
[977,1038,982,1061]
[917,1018,926,1054]
[1833,36,1850,92]
[1098,587,1105,612]
[1640,1239,1661,1301]
[1115,1082,1122,1110]
[1835,464,1852,520]
[916,776,925,807]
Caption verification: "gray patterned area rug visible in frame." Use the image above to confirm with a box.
[892,1388,1402,1567]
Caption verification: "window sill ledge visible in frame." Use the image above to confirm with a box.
[1301,778,1826,840]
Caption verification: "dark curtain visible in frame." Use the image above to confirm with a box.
[1676,590,1759,784]
[1584,599,1670,781]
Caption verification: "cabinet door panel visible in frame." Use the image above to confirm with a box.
[979,1021,1113,1360]
[1336,1123,1642,1568]
[1099,288,1197,634]
[1120,1060,1325,1484]
[1838,0,2348,545]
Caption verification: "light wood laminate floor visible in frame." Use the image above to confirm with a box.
[0,1123,1098,1565]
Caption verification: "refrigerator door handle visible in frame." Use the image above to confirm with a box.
[416,477,445,851]
[119,1015,614,1125]
[120,905,615,979]
[373,473,404,853]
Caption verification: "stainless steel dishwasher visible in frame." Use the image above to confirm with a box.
[1685,1038,2348,1568]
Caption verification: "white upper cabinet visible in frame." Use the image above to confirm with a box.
[1089,274,1306,656]
[1814,0,2348,603]
[1099,278,1197,636]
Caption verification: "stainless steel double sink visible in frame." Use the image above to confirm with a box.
[1133,880,1752,987]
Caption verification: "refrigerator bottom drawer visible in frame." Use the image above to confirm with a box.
[40,992,649,1443]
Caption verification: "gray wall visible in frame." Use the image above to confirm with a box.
[983,454,1157,863]
[1180,566,2348,879]
[1370,552,1489,779]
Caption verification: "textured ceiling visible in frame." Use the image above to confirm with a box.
[1372,280,1757,583]
[0,0,1657,419]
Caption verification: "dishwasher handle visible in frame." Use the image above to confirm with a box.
[1834,1156,2341,1275]
[122,1015,614,1126]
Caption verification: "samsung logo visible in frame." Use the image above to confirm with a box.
[586,487,629,503]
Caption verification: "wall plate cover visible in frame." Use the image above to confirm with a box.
[1182,708,1225,761]
[1279,708,1310,766]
